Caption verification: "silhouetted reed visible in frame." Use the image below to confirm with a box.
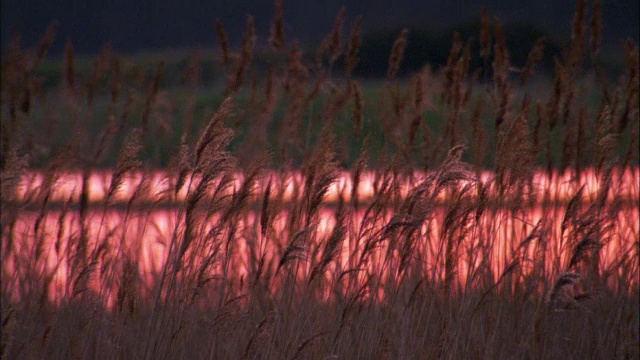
[1,1,638,359]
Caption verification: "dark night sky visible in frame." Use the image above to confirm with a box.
[2,0,638,54]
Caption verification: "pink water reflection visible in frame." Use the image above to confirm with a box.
[10,167,639,205]
[4,201,638,308]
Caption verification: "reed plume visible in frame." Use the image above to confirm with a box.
[316,7,346,70]
[228,15,256,94]
[1,4,638,359]
[521,38,545,85]
[105,128,143,205]
[215,19,230,68]
[269,0,285,50]
[387,29,409,80]
[345,16,362,78]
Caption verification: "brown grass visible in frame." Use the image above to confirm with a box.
[1,1,639,359]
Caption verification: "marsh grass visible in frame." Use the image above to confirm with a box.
[1,1,639,359]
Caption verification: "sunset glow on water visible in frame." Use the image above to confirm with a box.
[10,167,640,205]
[3,167,639,308]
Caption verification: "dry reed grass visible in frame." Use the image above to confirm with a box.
[1,1,639,359]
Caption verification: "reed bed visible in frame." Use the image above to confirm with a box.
[2,1,639,359]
